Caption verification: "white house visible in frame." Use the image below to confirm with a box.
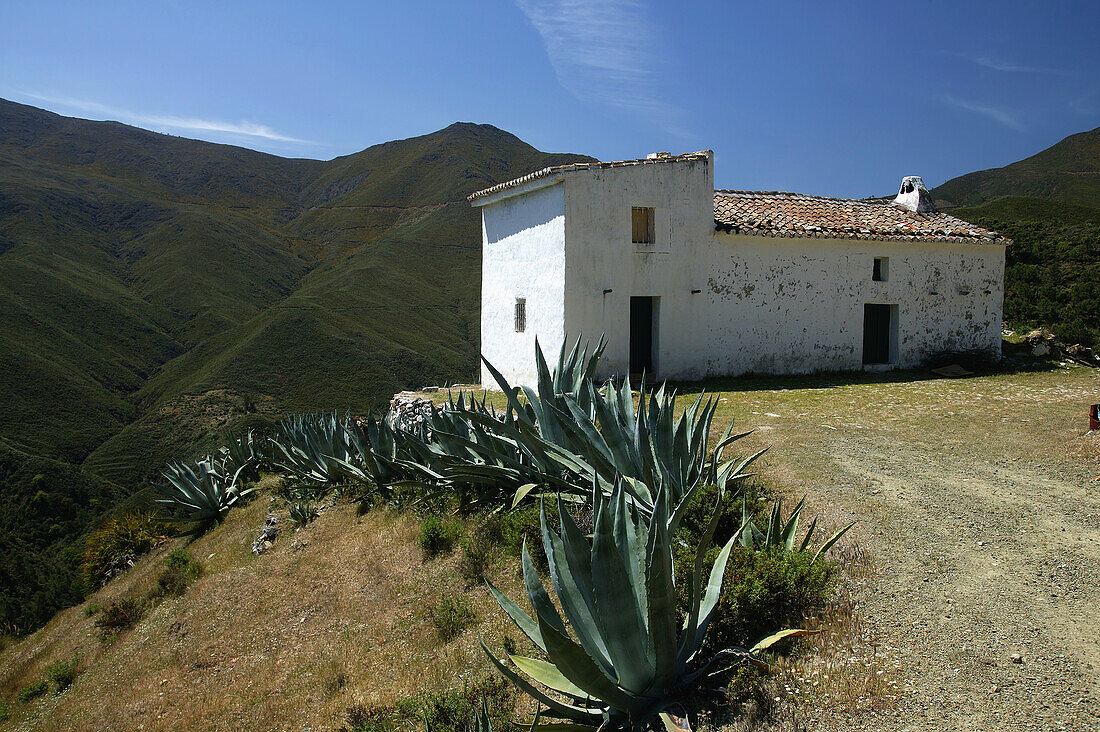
[468,151,1009,387]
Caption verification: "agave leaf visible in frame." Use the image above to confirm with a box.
[536,611,639,714]
[510,655,589,699]
[486,578,545,653]
[590,486,653,691]
[813,522,855,563]
[512,483,540,509]
[480,639,601,722]
[522,542,570,640]
[750,628,814,653]
[541,504,613,673]
[693,534,738,653]
[798,516,819,553]
[645,495,678,693]
[779,497,805,551]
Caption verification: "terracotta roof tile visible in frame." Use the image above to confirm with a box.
[713,190,1010,244]
[467,151,712,202]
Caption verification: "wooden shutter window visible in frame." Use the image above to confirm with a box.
[632,207,654,244]
[514,298,526,332]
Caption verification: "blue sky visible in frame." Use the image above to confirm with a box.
[2,0,1098,197]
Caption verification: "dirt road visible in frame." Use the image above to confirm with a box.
[715,366,1100,731]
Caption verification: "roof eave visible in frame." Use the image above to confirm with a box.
[469,170,564,207]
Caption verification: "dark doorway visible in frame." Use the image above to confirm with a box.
[862,303,897,365]
[630,296,656,376]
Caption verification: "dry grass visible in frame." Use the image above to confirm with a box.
[0,495,528,730]
[6,364,1095,730]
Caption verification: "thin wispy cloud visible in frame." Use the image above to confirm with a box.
[939,95,1024,131]
[1069,89,1099,116]
[19,92,314,144]
[513,0,683,130]
[939,50,1069,76]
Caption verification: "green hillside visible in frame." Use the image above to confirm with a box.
[933,126,1100,211]
[932,127,1100,346]
[0,98,590,630]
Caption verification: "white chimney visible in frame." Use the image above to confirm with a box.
[894,175,935,213]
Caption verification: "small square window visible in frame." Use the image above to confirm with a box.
[514,298,526,333]
[873,257,889,282]
[632,207,655,244]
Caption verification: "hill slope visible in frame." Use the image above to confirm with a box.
[933,126,1100,211]
[931,127,1100,345]
[0,98,590,631]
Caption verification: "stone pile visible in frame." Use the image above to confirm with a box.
[1020,329,1098,365]
[389,392,435,432]
[251,514,279,554]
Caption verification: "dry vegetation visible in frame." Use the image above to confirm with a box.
[0,490,533,730]
[2,363,1096,731]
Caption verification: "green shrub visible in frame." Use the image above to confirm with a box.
[457,528,498,586]
[83,602,103,617]
[18,679,47,702]
[94,597,144,635]
[288,501,319,526]
[705,547,836,652]
[81,511,170,589]
[421,676,513,731]
[342,676,514,732]
[150,550,203,599]
[44,655,80,693]
[341,703,393,732]
[429,596,475,641]
[417,515,462,559]
[0,699,9,721]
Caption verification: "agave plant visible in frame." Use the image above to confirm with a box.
[478,338,763,523]
[482,481,805,731]
[271,413,368,486]
[738,496,854,562]
[157,456,254,531]
[217,429,263,484]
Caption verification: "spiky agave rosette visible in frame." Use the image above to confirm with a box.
[482,480,809,731]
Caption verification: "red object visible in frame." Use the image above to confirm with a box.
[1091,404,1100,431]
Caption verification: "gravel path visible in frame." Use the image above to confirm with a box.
[724,368,1100,731]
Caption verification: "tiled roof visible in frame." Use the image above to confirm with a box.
[713,190,1010,244]
[467,151,712,202]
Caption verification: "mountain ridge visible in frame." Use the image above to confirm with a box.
[0,97,593,630]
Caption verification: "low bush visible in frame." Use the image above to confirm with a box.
[18,679,47,702]
[94,597,144,635]
[428,596,475,641]
[0,699,9,721]
[706,547,836,652]
[342,676,514,732]
[417,515,463,559]
[44,655,80,693]
[672,482,837,656]
[288,501,319,526]
[421,676,514,731]
[81,511,170,590]
[150,550,203,599]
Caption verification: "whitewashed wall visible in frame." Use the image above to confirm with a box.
[477,156,1005,387]
[562,155,716,380]
[478,180,566,387]
[695,235,1005,377]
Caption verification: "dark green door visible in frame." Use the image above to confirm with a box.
[630,297,654,375]
[863,304,892,364]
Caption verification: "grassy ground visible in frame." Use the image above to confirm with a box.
[0,489,532,730]
[2,362,1096,730]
